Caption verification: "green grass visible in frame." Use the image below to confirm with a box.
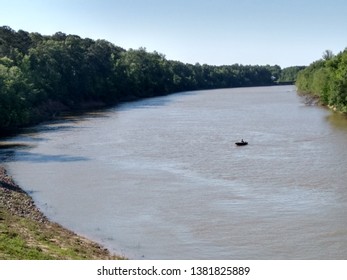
[0,209,51,259]
[0,166,124,260]
[0,206,123,260]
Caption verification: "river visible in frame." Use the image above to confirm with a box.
[1,85,347,259]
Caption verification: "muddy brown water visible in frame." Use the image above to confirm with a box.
[2,85,347,259]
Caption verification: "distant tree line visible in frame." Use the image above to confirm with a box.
[1,26,300,130]
[296,49,347,112]
[278,66,306,83]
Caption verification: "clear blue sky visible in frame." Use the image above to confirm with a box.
[1,0,346,67]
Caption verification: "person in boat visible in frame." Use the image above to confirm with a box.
[241,139,244,143]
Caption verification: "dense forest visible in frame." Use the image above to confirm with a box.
[278,66,306,83]
[296,49,347,112]
[1,26,301,131]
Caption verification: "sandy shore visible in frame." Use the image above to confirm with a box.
[0,165,124,259]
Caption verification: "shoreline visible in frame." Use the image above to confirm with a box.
[0,165,124,259]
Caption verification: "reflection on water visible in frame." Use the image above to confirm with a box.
[2,85,347,259]
[326,112,347,132]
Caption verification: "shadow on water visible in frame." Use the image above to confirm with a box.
[0,143,30,149]
[326,112,347,133]
[3,151,89,163]
[0,142,89,163]
[12,109,113,138]
[0,91,198,164]
[0,112,98,164]
[0,142,31,162]
[0,150,15,163]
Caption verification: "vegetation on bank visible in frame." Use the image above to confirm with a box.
[296,49,347,112]
[278,66,306,83]
[0,166,124,259]
[1,26,303,131]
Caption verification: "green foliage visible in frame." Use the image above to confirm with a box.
[296,48,347,112]
[1,26,285,130]
[0,229,50,259]
[0,60,31,128]
[278,66,306,83]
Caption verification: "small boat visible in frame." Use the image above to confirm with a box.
[235,140,248,146]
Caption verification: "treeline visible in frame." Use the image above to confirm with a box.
[296,49,347,112]
[1,26,294,130]
[278,66,306,83]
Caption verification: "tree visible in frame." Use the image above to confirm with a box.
[322,50,334,61]
[279,66,306,83]
[0,61,30,128]
[0,26,289,130]
[296,48,347,112]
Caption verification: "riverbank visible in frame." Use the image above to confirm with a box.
[0,166,124,259]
